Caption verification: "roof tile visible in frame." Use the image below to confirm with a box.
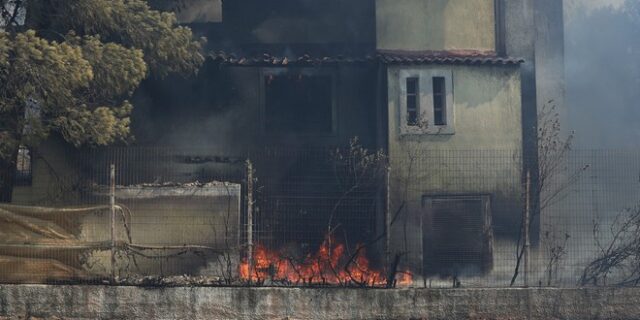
[208,49,524,66]
[377,49,524,65]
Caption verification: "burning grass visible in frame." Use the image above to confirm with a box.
[240,234,412,287]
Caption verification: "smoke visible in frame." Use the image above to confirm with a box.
[0,0,26,28]
[565,0,626,17]
[150,0,222,23]
[538,0,640,285]
[565,0,640,148]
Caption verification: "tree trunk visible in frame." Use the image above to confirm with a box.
[0,148,18,203]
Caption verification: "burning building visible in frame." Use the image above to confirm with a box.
[9,0,565,286]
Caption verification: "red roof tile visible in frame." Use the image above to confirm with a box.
[378,50,524,65]
[209,51,376,66]
[208,49,524,66]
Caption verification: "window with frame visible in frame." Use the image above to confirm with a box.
[399,69,454,135]
[406,77,419,126]
[264,72,334,134]
[432,76,447,126]
[14,145,32,186]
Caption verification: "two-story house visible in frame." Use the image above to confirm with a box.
[12,0,565,282]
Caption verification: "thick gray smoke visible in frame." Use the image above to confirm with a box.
[542,0,640,286]
[565,0,640,148]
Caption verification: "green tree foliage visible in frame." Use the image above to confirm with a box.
[0,0,205,201]
[27,0,204,77]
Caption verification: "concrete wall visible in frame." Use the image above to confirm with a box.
[503,0,566,247]
[503,0,567,150]
[386,64,523,275]
[1,285,640,320]
[503,0,566,146]
[376,0,496,52]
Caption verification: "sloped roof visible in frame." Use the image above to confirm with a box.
[378,50,524,65]
[209,51,376,66]
[208,49,524,66]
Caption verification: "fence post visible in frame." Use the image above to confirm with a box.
[524,170,531,287]
[385,164,391,270]
[110,164,116,281]
[245,160,254,281]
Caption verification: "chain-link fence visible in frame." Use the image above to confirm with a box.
[4,145,640,288]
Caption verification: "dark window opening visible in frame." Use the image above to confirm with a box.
[433,76,446,126]
[423,196,493,276]
[406,77,419,126]
[265,73,333,134]
[15,145,32,186]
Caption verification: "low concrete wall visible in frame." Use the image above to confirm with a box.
[0,285,639,319]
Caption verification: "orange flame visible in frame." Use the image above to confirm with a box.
[239,234,413,287]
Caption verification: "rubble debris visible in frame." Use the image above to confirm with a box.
[176,155,244,165]
[0,256,89,283]
[111,275,225,287]
[92,181,242,199]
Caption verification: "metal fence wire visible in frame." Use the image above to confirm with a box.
[4,146,640,288]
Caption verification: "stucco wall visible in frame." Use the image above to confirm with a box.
[376,0,496,52]
[385,64,523,276]
[1,285,639,320]
[387,65,522,151]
